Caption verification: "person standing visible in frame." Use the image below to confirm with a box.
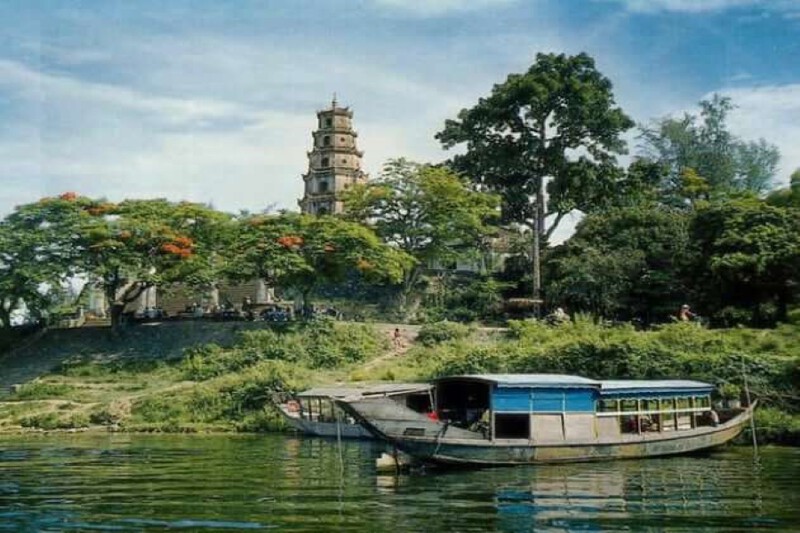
[678,304,696,322]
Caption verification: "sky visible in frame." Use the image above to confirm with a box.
[1,0,799,241]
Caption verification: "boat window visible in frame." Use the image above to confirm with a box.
[494,413,530,439]
[436,380,490,427]
[676,397,691,410]
[662,411,676,431]
[405,392,432,413]
[661,398,676,411]
[641,398,659,412]
[620,414,639,434]
[598,399,617,412]
[621,399,638,412]
[694,395,710,409]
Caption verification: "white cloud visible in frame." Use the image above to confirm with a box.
[369,0,517,16]
[0,37,470,216]
[716,84,800,187]
[0,59,249,126]
[602,0,756,12]
[601,0,800,17]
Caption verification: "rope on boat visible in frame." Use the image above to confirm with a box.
[742,356,759,457]
[431,419,450,460]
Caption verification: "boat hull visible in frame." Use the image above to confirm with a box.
[338,398,755,466]
[383,420,747,465]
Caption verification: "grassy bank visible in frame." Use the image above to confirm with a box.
[1,317,798,444]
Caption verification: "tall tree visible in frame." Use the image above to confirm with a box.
[342,158,499,313]
[226,213,411,311]
[640,94,780,202]
[437,52,634,310]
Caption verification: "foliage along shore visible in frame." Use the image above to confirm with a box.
[0,318,798,445]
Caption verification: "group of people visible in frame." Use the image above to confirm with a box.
[543,304,699,324]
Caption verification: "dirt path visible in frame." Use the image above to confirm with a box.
[358,324,420,372]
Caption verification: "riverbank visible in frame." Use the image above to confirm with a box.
[1,318,798,443]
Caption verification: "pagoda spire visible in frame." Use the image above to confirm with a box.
[298,97,368,216]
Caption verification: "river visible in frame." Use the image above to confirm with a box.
[1,435,798,532]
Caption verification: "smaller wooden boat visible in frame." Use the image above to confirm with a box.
[336,374,756,466]
[276,383,432,439]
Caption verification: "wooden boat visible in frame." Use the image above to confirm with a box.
[276,382,432,439]
[336,374,756,465]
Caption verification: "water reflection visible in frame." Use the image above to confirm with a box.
[0,435,797,532]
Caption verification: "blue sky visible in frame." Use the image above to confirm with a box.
[1,0,799,238]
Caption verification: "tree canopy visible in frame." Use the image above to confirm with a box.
[226,212,412,309]
[437,52,634,306]
[342,158,499,311]
[687,198,800,326]
[4,194,230,327]
[640,94,780,202]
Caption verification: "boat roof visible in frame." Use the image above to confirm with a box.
[297,382,431,398]
[599,379,714,394]
[434,374,714,393]
[436,374,601,388]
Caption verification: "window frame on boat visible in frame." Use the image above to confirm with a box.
[596,394,713,433]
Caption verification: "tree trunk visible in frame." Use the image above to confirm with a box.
[532,212,541,318]
[399,266,421,319]
[109,303,126,329]
[0,306,12,331]
[531,176,546,318]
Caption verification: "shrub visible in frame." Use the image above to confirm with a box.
[19,412,61,430]
[751,407,800,445]
[417,321,472,346]
[18,411,89,430]
[10,382,76,401]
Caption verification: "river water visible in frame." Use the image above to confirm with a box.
[0,434,798,532]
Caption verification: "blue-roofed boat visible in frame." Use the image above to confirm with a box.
[335,374,755,466]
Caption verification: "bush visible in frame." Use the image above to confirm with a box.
[751,407,800,445]
[417,321,472,346]
[182,321,386,379]
[19,411,89,430]
[10,381,76,401]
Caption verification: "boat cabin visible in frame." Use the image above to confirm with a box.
[433,374,717,442]
[291,383,433,424]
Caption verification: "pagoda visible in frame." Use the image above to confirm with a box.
[299,96,368,215]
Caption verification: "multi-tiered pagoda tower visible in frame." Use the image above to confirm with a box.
[299,96,368,215]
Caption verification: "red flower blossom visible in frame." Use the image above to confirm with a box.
[173,236,194,249]
[160,243,192,258]
[277,235,304,249]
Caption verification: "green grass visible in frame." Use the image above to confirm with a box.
[3,318,800,444]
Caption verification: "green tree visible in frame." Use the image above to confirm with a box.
[688,198,800,326]
[10,194,228,328]
[342,158,499,313]
[640,94,780,202]
[767,169,800,209]
[0,216,67,329]
[437,52,634,310]
[546,206,690,322]
[226,213,410,311]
